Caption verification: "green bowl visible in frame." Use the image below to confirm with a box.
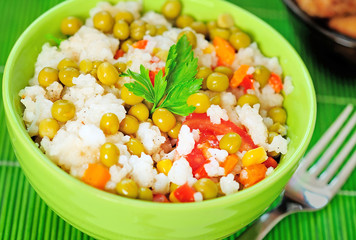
[2,0,316,239]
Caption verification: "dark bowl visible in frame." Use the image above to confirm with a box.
[282,0,356,66]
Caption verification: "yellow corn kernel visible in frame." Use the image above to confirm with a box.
[169,191,180,203]
[170,183,179,193]
[242,147,267,167]
[157,159,173,176]
[203,44,214,54]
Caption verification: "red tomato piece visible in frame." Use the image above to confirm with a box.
[114,49,124,60]
[184,113,256,152]
[149,67,165,86]
[181,113,256,179]
[240,74,254,93]
[263,157,278,168]
[152,194,169,203]
[186,147,206,173]
[174,183,196,202]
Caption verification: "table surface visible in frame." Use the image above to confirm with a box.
[1,0,355,239]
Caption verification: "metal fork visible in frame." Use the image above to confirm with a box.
[238,104,356,240]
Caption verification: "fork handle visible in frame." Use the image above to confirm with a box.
[237,197,303,240]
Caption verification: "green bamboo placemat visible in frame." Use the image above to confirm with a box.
[1,0,355,239]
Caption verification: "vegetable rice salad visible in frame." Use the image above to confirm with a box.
[19,0,293,203]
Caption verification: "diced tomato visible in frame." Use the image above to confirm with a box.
[152,194,169,203]
[132,39,148,49]
[240,74,255,93]
[263,157,278,168]
[174,183,196,202]
[198,133,219,149]
[238,164,267,188]
[184,113,256,152]
[194,165,209,179]
[268,73,283,93]
[114,49,124,60]
[181,113,256,179]
[149,71,156,86]
[149,67,165,86]
[186,147,206,173]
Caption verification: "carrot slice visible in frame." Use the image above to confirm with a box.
[132,39,148,49]
[223,154,240,175]
[238,163,267,188]
[82,163,111,190]
[268,73,283,93]
[213,36,236,66]
[230,64,250,88]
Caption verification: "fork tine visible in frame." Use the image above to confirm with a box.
[319,130,356,184]
[328,150,356,197]
[309,112,356,177]
[299,104,354,171]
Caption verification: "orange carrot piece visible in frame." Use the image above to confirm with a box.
[238,163,267,188]
[223,154,240,175]
[82,163,111,190]
[268,73,283,93]
[132,39,148,49]
[230,64,250,88]
[213,36,236,66]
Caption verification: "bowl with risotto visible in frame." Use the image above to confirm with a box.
[3,0,316,239]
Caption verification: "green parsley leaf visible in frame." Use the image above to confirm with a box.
[46,34,65,46]
[124,35,202,116]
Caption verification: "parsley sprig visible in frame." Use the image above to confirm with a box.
[124,35,202,116]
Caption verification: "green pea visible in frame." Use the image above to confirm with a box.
[214,66,233,79]
[253,65,270,88]
[268,107,287,124]
[178,30,197,48]
[209,28,230,41]
[175,14,194,29]
[206,72,229,92]
[219,132,242,154]
[121,39,134,52]
[161,0,182,19]
[138,187,153,201]
[193,178,218,200]
[229,32,251,50]
[114,11,134,24]
[237,94,259,107]
[156,25,168,35]
[145,23,157,36]
[116,178,138,199]
[190,21,208,36]
[269,123,287,136]
[113,20,130,40]
[196,66,213,90]
[217,13,234,29]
